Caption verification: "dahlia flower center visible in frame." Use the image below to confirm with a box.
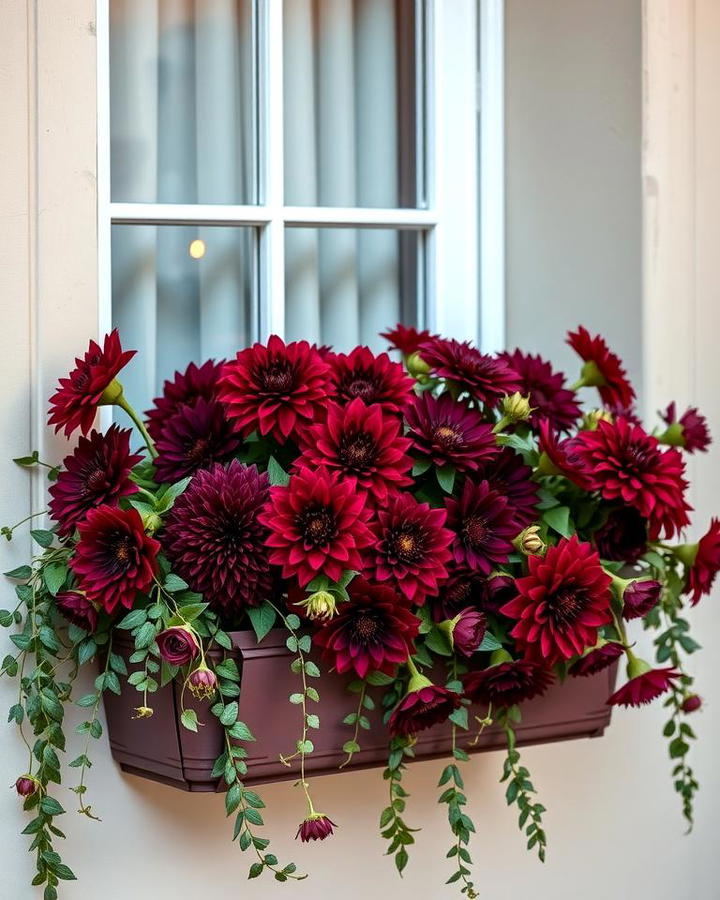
[625,442,657,471]
[339,432,377,471]
[300,507,337,546]
[388,527,424,563]
[463,515,489,548]
[111,533,133,566]
[261,362,294,394]
[352,611,381,643]
[432,423,463,449]
[548,586,587,626]
[345,375,377,401]
[186,436,211,463]
[85,467,108,492]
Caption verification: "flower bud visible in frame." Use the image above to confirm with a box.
[188,664,217,701]
[512,525,545,557]
[681,694,702,713]
[156,625,200,666]
[501,392,534,424]
[448,608,487,658]
[141,512,163,534]
[132,706,154,719]
[297,590,337,622]
[406,351,431,378]
[581,408,614,431]
[14,776,37,797]
[621,578,662,620]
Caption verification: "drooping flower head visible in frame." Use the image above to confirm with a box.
[296,814,337,842]
[499,349,581,432]
[567,326,635,409]
[380,323,435,356]
[145,358,225,441]
[536,421,593,490]
[574,418,691,540]
[163,461,273,613]
[478,448,540,528]
[445,479,517,575]
[296,398,412,503]
[568,641,624,678]
[187,665,218,700]
[260,466,373,587]
[48,330,136,437]
[501,536,612,665]
[418,337,521,404]
[607,660,681,708]
[327,346,414,413]
[680,518,720,606]
[152,397,242,483]
[48,425,142,536]
[593,505,648,565]
[219,335,330,443]
[55,591,99,633]
[71,505,159,614]
[449,608,487,658]
[404,392,498,474]
[463,655,554,707]
[313,578,420,678]
[661,402,711,454]
[388,671,461,738]
[621,579,662,620]
[364,492,453,605]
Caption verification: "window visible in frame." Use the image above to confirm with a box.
[100,0,482,412]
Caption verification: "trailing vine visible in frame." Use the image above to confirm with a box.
[500,712,547,863]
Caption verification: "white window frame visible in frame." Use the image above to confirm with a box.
[97,0,497,349]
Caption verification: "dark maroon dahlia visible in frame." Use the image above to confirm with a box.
[499,349,581,432]
[404,392,498,474]
[569,642,624,678]
[48,425,142,537]
[145,358,225,442]
[537,420,593,490]
[380,323,435,356]
[567,326,635,409]
[430,564,487,622]
[297,398,412,503]
[477,448,540,528]
[365,492,453,606]
[593,505,648,565]
[683,518,720,605]
[661,402,711,453]
[153,397,242,483]
[55,591,99,633]
[445,479,517,575]
[463,658,553,707]
[388,680,461,738]
[218,335,331,443]
[574,418,691,540]
[418,337,521,404]
[451,607,487,658]
[328,346,414,413]
[313,578,419,678]
[259,466,373,588]
[607,664,681,708]
[71,505,160,614]
[296,814,337,842]
[478,573,518,616]
[502,536,612,665]
[622,579,662,620]
[48,330,136,437]
[163,461,273,613]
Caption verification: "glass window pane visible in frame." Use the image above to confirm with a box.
[283,0,424,208]
[112,224,256,414]
[284,227,422,351]
[110,0,257,204]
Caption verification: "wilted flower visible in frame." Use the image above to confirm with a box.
[296,813,337,842]
[607,656,681,708]
[55,591,99,633]
[568,641,625,678]
[132,706,154,719]
[188,665,218,700]
[388,664,461,738]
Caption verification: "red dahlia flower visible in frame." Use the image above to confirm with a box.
[48,425,142,536]
[380,323,435,356]
[607,661,681,708]
[404,392,498,474]
[537,421,593,489]
[365,492,453,605]
[463,655,553,707]
[593,505,648,564]
[48,330,136,437]
[621,579,662,620]
[297,398,412,502]
[661,402,711,453]
[417,337,521,404]
[499,349,581,432]
[501,536,612,665]
[313,577,419,678]
[445,479,517,575]
[388,673,461,738]
[569,641,624,678]
[680,518,720,605]
[260,466,373,587]
[296,814,337,842]
[153,397,242,483]
[145,358,225,441]
[55,591,99,633]
[328,346,414,412]
[71,505,159,614]
[478,573,518,615]
[478,448,540,527]
[163,461,273,613]
[219,335,330,443]
[574,418,691,540]
[430,564,487,622]
[567,326,635,409]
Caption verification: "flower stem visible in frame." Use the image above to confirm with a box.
[116,393,158,459]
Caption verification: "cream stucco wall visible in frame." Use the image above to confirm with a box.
[0,2,718,898]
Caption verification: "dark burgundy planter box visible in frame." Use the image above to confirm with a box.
[103,628,618,792]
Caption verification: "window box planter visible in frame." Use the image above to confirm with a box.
[104,628,618,791]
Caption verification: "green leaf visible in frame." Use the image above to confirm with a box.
[304,660,321,678]
[306,686,320,702]
[176,602,208,621]
[267,456,291,487]
[228,720,255,742]
[220,702,239,726]
[40,796,65,817]
[181,709,199,732]
[116,608,148,630]
[449,707,469,730]
[156,477,192,512]
[543,506,573,539]
[247,602,276,643]
[76,694,99,708]
[343,739,360,754]
[30,529,55,548]
[215,659,241,681]
[436,465,456,494]
[225,783,242,815]
[285,613,301,630]
[163,573,189,593]
[289,693,304,705]
[478,632,502,652]
[411,458,432,476]
[4,565,31,580]
[306,713,320,729]
[244,807,264,826]
[13,452,38,466]
[366,670,394,686]
[424,628,452,657]
[89,719,103,739]
[134,621,157,649]
[248,862,264,879]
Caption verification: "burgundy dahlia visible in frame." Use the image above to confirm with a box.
[163,461,272,613]
[445,479,517,575]
[451,607,487,658]
[48,330,136,437]
[388,680,461,738]
[381,323,435,356]
[463,658,553,707]
[260,466,373,588]
[48,425,142,536]
[478,573,518,616]
[478,448,540,528]
[501,536,612,665]
[607,664,681,708]
[569,642,624,678]
[297,398,412,502]
[593,505,648,565]
[219,335,330,443]
[156,626,200,666]
[55,591,99,633]
[296,814,337,842]
[661,402,711,453]
[418,337,521,404]
[71,505,159,614]
[567,326,635,409]
[153,397,242,483]
[313,578,419,678]
[622,579,662,620]
[430,564,487,622]
[574,418,691,540]
[327,346,414,413]
[146,358,225,441]
[499,349,581,432]
[537,420,593,489]
[404,392,498,474]
[683,518,720,605]
[365,492,453,605]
